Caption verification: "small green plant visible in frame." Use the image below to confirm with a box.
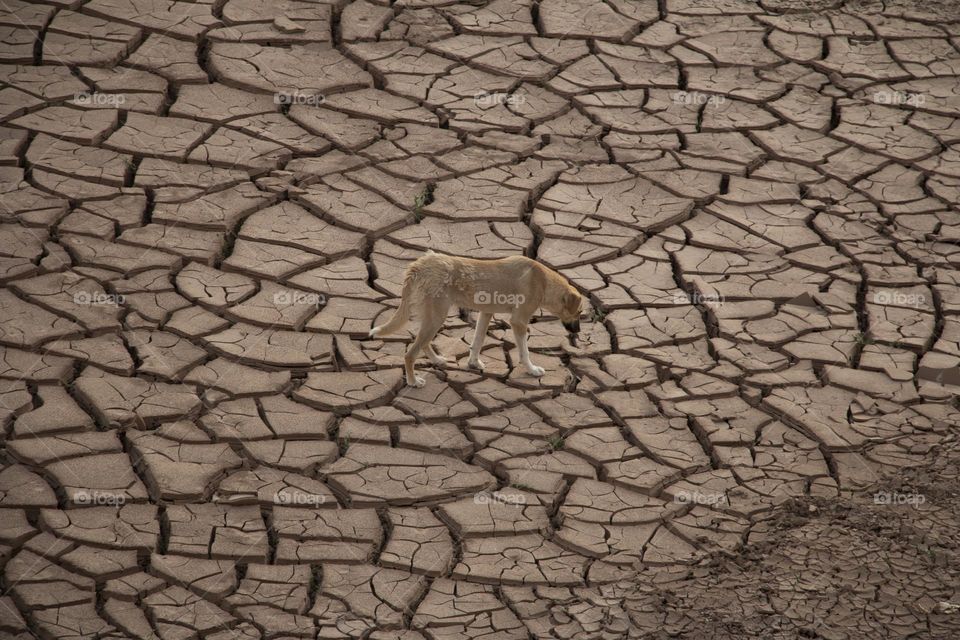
[338,436,350,453]
[547,435,564,451]
[590,307,606,323]
[854,332,873,347]
[510,482,534,491]
[412,186,430,221]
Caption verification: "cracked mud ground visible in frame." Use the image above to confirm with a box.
[2,0,960,638]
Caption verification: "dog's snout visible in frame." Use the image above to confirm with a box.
[563,320,580,334]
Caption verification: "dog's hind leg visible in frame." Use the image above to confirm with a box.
[510,317,545,377]
[404,301,449,387]
[426,343,448,367]
[467,312,492,371]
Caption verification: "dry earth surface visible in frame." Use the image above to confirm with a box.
[1,0,960,638]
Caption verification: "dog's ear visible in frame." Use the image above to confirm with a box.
[562,291,581,314]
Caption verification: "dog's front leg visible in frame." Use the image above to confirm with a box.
[511,320,545,377]
[467,312,492,370]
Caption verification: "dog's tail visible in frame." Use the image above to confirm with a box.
[369,277,416,337]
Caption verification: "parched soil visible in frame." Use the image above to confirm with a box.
[619,439,960,639]
[1,0,959,639]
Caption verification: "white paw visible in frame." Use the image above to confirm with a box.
[407,375,426,388]
[467,359,485,371]
[368,327,380,338]
[526,365,545,377]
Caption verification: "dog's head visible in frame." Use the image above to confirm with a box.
[559,289,582,335]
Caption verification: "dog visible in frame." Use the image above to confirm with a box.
[369,251,583,387]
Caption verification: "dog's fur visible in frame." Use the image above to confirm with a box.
[369,251,583,387]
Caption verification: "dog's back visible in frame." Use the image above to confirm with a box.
[403,250,455,299]
[371,252,546,337]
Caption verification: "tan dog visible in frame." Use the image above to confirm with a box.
[369,251,583,387]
